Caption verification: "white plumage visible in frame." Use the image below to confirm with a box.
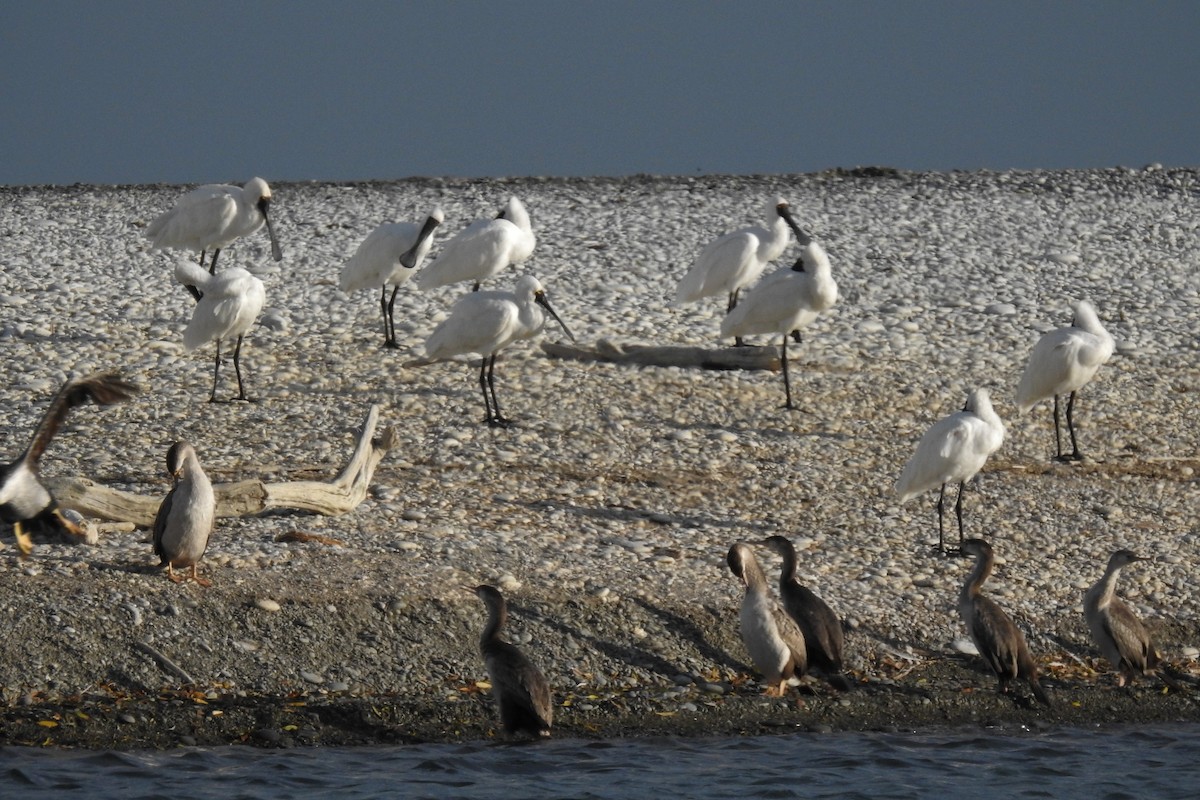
[896,388,1005,553]
[417,197,535,292]
[720,237,838,408]
[675,198,801,341]
[152,441,215,586]
[423,275,573,427]
[1016,300,1114,461]
[175,259,266,402]
[340,207,444,347]
[147,177,283,279]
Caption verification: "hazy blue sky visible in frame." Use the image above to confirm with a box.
[3,1,1197,185]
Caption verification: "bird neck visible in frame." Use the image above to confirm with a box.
[481,599,508,648]
[962,551,993,599]
[775,545,799,588]
[740,553,769,593]
[1092,564,1123,608]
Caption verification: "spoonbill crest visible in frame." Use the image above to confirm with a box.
[152,441,216,586]
[176,259,266,402]
[896,388,1005,554]
[147,178,283,298]
[675,197,803,344]
[957,538,1051,706]
[0,372,138,555]
[471,584,554,738]
[726,542,807,696]
[421,275,574,427]
[1016,300,1114,462]
[417,197,535,292]
[720,232,838,408]
[340,207,444,348]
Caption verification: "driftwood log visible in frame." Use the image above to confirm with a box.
[541,339,780,371]
[44,404,398,529]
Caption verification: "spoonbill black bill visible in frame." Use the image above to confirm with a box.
[152,441,215,586]
[957,538,1051,706]
[147,178,283,298]
[896,388,1005,554]
[675,197,802,344]
[175,259,266,402]
[1016,300,1114,462]
[1083,549,1182,690]
[720,232,838,409]
[416,197,535,292]
[0,372,138,555]
[726,541,807,695]
[421,275,574,427]
[340,207,444,348]
[470,584,553,738]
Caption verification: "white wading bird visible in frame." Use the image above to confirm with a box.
[175,259,266,402]
[1083,549,1182,690]
[421,275,573,427]
[720,227,838,408]
[417,197,535,292]
[675,197,803,344]
[896,388,1005,554]
[340,207,444,348]
[152,441,215,586]
[1016,300,1114,462]
[0,372,138,555]
[147,177,283,299]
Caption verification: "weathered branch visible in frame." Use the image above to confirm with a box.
[541,338,780,371]
[44,405,398,529]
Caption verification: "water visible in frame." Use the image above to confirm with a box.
[3,725,1198,799]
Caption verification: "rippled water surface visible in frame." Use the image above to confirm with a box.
[3,726,1199,799]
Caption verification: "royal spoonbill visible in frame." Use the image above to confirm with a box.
[720,231,838,408]
[675,197,803,344]
[471,584,553,738]
[176,259,266,402]
[1084,549,1181,690]
[421,275,573,427]
[1016,300,1114,462]
[340,207,444,348]
[896,388,1005,554]
[147,177,283,299]
[152,441,215,586]
[417,197,535,292]
[957,538,1051,706]
[760,536,851,691]
[0,372,138,555]
[726,541,808,695]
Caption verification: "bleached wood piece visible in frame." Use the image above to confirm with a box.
[44,405,397,530]
[541,339,780,371]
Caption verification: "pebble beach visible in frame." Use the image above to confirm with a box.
[1,168,1198,748]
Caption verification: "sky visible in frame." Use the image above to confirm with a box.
[3,1,1198,185]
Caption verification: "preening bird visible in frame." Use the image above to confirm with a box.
[1083,549,1181,690]
[340,207,444,348]
[1016,300,1114,461]
[147,177,283,298]
[421,275,574,427]
[0,372,138,555]
[896,388,1005,554]
[175,259,266,402]
[417,197,535,292]
[676,197,803,344]
[720,231,838,408]
[957,538,1051,706]
[726,541,807,695]
[761,536,851,691]
[152,441,215,586]
[471,584,553,738]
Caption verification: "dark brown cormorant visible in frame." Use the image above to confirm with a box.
[472,584,553,737]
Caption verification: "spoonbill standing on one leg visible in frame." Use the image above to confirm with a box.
[719,227,838,409]
[896,388,1005,554]
[675,197,803,345]
[417,197,535,293]
[421,275,574,427]
[1016,300,1114,462]
[175,259,266,403]
[340,207,444,348]
[146,177,283,300]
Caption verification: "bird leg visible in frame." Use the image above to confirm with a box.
[764,681,786,697]
[13,521,33,557]
[790,330,803,344]
[780,334,796,410]
[209,248,222,275]
[208,339,223,403]
[1064,390,1083,461]
[936,483,948,554]
[727,290,746,347]
[385,286,400,349]
[954,481,967,548]
[167,563,186,583]
[484,355,511,428]
[191,563,212,588]
[231,334,253,402]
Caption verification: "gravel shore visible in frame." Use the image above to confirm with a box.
[1,169,1198,748]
